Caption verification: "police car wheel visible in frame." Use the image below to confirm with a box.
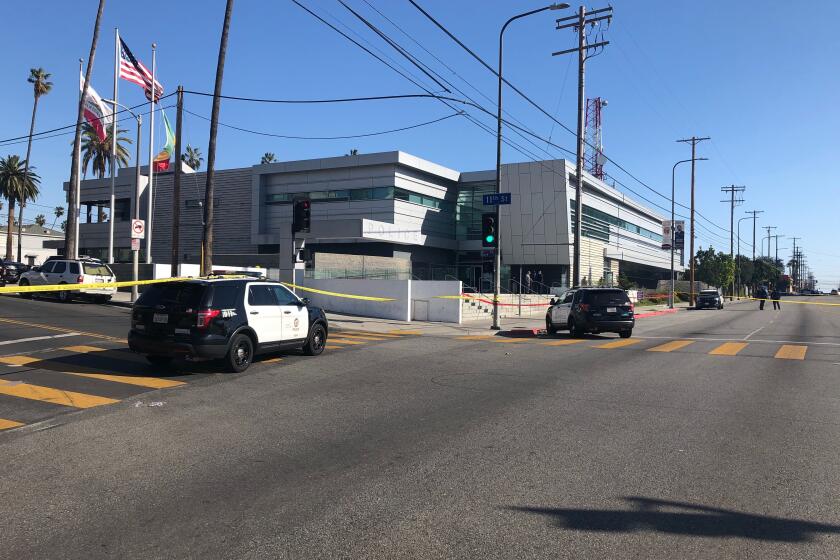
[226,333,253,373]
[304,323,326,356]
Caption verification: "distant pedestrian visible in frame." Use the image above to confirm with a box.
[525,270,533,294]
[771,288,781,310]
[535,270,544,293]
[757,285,769,310]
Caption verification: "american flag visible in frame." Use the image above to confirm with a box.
[119,38,164,102]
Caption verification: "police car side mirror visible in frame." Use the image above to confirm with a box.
[550,298,557,306]
[299,298,310,306]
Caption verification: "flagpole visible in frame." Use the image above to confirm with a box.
[74,58,83,260]
[145,43,156,264]
[108,27,119,264]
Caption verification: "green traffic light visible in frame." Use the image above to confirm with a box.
[485,235,495,243]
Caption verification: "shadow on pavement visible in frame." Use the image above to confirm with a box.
[506,497,840,542]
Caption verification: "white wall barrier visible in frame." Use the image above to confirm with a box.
[292,273,463,323]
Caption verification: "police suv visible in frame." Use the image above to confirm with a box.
[128,278,328,372]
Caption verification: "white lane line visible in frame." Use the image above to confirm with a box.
[742,325,767,341]
[0,332,81,347]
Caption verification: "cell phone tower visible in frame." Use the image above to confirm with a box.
[584,97,608,179]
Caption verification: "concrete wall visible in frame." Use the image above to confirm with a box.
[411,280,462,323]
[293,270,411,321]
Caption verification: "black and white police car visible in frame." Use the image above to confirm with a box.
[128,278,328,372]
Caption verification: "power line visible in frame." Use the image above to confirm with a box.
[182,108,461,140]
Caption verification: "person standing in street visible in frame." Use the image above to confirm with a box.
[525,270,533,294]
[771,287,781,310]
[535,270,544,293]
[757,284,768,310]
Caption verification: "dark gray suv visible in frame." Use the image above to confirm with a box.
[546,288,635,338]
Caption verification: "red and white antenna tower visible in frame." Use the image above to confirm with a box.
[584,97,608,179]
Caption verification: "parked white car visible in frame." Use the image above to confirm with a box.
[18,258,117,303]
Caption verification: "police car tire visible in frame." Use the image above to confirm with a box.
[226,333,254,373]
[304,323,326,356]
[545,317,557,335]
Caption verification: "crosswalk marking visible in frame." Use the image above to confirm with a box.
[330,333,390,341]
[775,344,808,360]
[339,330,404,338]
[62,371,186,388]
[0,418,24,431]
[456,335,496,341]
[709,342,748,356]
[261,357,283,365]
[0,355,38,366]
[388,330,422,335]
[61,345,106,354]
[648,340,695,353]
[595,339,641,349]
[542,339,586,346]
[327,337,367,345]
[0,380,118,408]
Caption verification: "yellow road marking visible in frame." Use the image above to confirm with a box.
[261,357,283,364]
[61,345,106,354]
[709,342,749,356]
[388,330,422,335]
[0,316,123,342]
[596,339,641,349]
[0,353,184,389]
[0,355,38,366]
[456,335,496,341]
[339,330,404,338]
[0,381,117,408]
[0,418,24,430]
[775,345,808,360]
[542,339,586,346]
[327,337,367,345]
[648,340,695,353]
[63,371,184,388]
[493,338,529,343]
[329,333,390,341]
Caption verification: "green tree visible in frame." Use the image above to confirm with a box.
[51,206,64,229]
[34,214,46,227]
[752,256,781,287]
[0,155,40,259]
[77,123,132,179]
[260,152,276,164]
[694,246,735,290]
[182,144,203,170]
[19,68,53,261]
[60,220,67,232]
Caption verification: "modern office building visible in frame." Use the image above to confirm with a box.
[64,150,682,289]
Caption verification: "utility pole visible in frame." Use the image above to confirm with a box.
[772,234,784,264]
[720,184,745,299]
[554,5,612,288]
[677,136,709,307]
[790,237,801,291]
[745,210,763,261]
[171,86,184,278]
[763,226,776,259]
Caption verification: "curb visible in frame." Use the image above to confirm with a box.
[505,328,542,338]
[634,308,679,319]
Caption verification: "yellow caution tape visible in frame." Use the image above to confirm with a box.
[280,282,395,302]
[740,297,840,307]
[0,276,196,294]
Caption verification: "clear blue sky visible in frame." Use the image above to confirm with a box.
[2,0,838,286]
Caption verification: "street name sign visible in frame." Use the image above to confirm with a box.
[482,193,511,206]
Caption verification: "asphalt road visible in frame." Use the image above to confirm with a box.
[2,295,840,559]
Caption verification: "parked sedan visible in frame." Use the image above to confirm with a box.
[0,260,28,284]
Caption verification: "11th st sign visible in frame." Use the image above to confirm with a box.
[482,193,511,206]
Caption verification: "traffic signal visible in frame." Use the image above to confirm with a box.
[481,213,497,247]
[292,198,311,234]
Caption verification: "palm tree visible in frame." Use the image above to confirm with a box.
[18,68,53,261]
[203,0,235,275]
[260,152,277,164]
[51,206,64,229]
[346,148,359,156]
[181,144,203,170]
[34,214,46,227]
[77,123,132,179]
[66,0,106,260]
[0,155,40,259]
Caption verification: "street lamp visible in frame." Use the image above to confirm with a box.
[670,157,707,308]
[104,99,143,302]
[492,2,569,330]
